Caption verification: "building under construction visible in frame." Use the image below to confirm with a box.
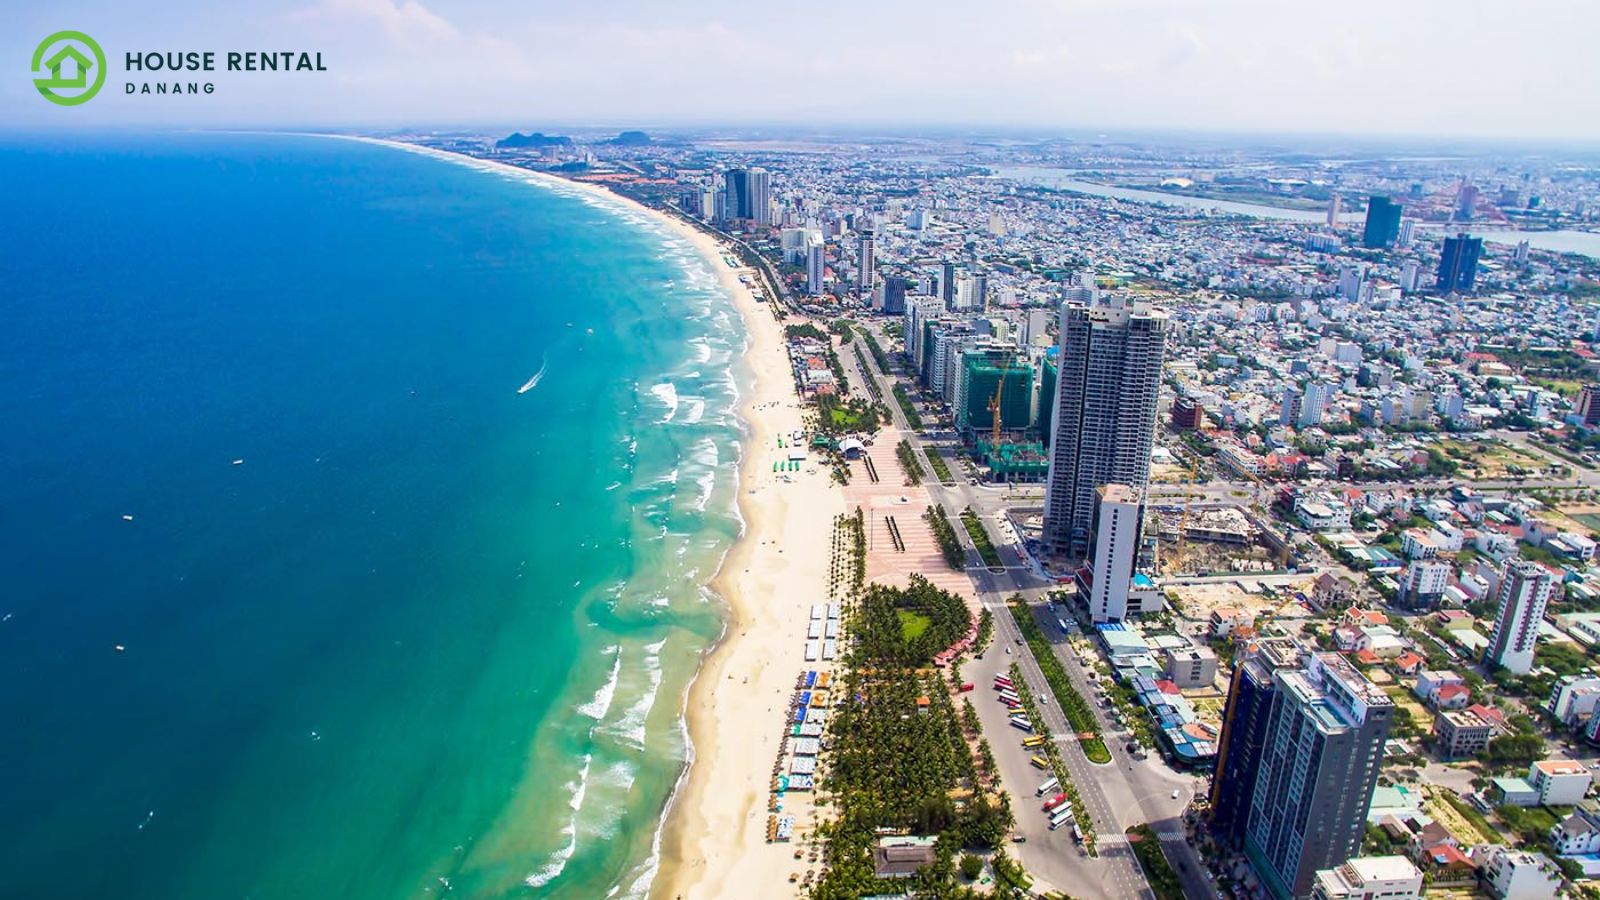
[974,438,1049,482]
[953,348,1032,437]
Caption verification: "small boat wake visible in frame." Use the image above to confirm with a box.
[518,356,550,394]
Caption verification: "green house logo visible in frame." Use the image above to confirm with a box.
[33,31,107,106]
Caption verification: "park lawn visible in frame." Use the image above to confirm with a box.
[829,406,869,430]
[897,609,932,642]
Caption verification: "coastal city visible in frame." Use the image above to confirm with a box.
[410,127,1600,900]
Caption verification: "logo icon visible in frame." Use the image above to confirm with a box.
[33,31,107,106]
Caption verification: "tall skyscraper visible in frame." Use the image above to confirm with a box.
[1326,194,1342,227]
[1484,559,1554,675]
[882,275,909,316]
[1361,195,1403,249]
[1397,217,1416,247]
[856,228,875,293]
[806,235,826,296]
[1436,232,1483,293]
[747,167,771,225]
[941,260,957,306]
[723,167,772,225]
[1211,639,1305,850]
[1239,652,1395,899]
[1043,301,1169,558]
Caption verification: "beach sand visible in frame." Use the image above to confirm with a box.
[350,137,839,899]
[645,216,843,900]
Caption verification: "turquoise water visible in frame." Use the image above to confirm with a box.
[0,134,744,898]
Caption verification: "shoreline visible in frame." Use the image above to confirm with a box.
[345,137,829,898]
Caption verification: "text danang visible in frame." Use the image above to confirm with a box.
[123,52,328,72]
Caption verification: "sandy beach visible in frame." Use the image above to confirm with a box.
[351,137,839,899]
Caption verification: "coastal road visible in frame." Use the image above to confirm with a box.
[852,322,1171,899]
[854,318,1225,900]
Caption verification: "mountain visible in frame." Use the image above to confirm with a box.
[495,132,574,149]
[606,131,653,147]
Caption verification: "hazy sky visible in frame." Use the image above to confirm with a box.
[7,0,1600,140]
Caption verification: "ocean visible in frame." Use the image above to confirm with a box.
[0,133,745,899]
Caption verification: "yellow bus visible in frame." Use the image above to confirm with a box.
[1022,736,1046,749]
[1029,755,1049,770]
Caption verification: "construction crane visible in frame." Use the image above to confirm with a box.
[987,356,1011,460]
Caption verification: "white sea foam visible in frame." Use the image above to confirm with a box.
[689,437,719,468]
[577,649,622,720]
[604,481,623,492]
[649,382,679,423]
[523,752,592,888]
[679,396,706,425]
[610,640,666,749]
[690,470,716,513]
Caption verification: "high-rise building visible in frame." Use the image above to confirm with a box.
[1083,484,1161,622]
[1211,639,1305,850]
[1397,217,1416,248]
[856,229,875,293]
[1399,259,1421,294]
[1484,559,1554,675]
[1326,194,1342,227]
[1361,195,1403,249]
[1436,232,1482,293]
[723,167,772,225]
[1242,652,1395,899]
[882,276,909,316]
[747,167,771,225]
[806,235,826,296]
[1577,384,1600,429]
[1455,182,1479,222]
[1042,301,1169,558]
[1279,386,1303,426]
[941,260,957,306]
[1038,355,1058,445]
[1300,383,1333,429]
[954,348,1032,436]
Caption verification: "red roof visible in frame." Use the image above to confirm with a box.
[1436,683,1471,701]
[1353,649,1382,665]
[1394,652,1425,670]
[1430,843,1474,868]
[1155,679,1182,695]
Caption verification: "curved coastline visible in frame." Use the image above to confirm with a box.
[341,136,798,898]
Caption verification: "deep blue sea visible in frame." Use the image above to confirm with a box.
[0,133,745,899]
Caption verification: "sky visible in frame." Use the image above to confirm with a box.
[6,0,1600,141]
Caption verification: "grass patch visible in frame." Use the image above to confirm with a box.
[926,446,954,483]
[1126,824,1184,900]
[959,507,1003,568]
[1008,599,1111,764]
[897,608,933,642]
[892,383,924,431]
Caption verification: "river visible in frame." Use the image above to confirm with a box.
[993,166,1600,259]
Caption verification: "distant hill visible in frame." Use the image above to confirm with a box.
[606,130,653,147]
[496,132,574,149]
